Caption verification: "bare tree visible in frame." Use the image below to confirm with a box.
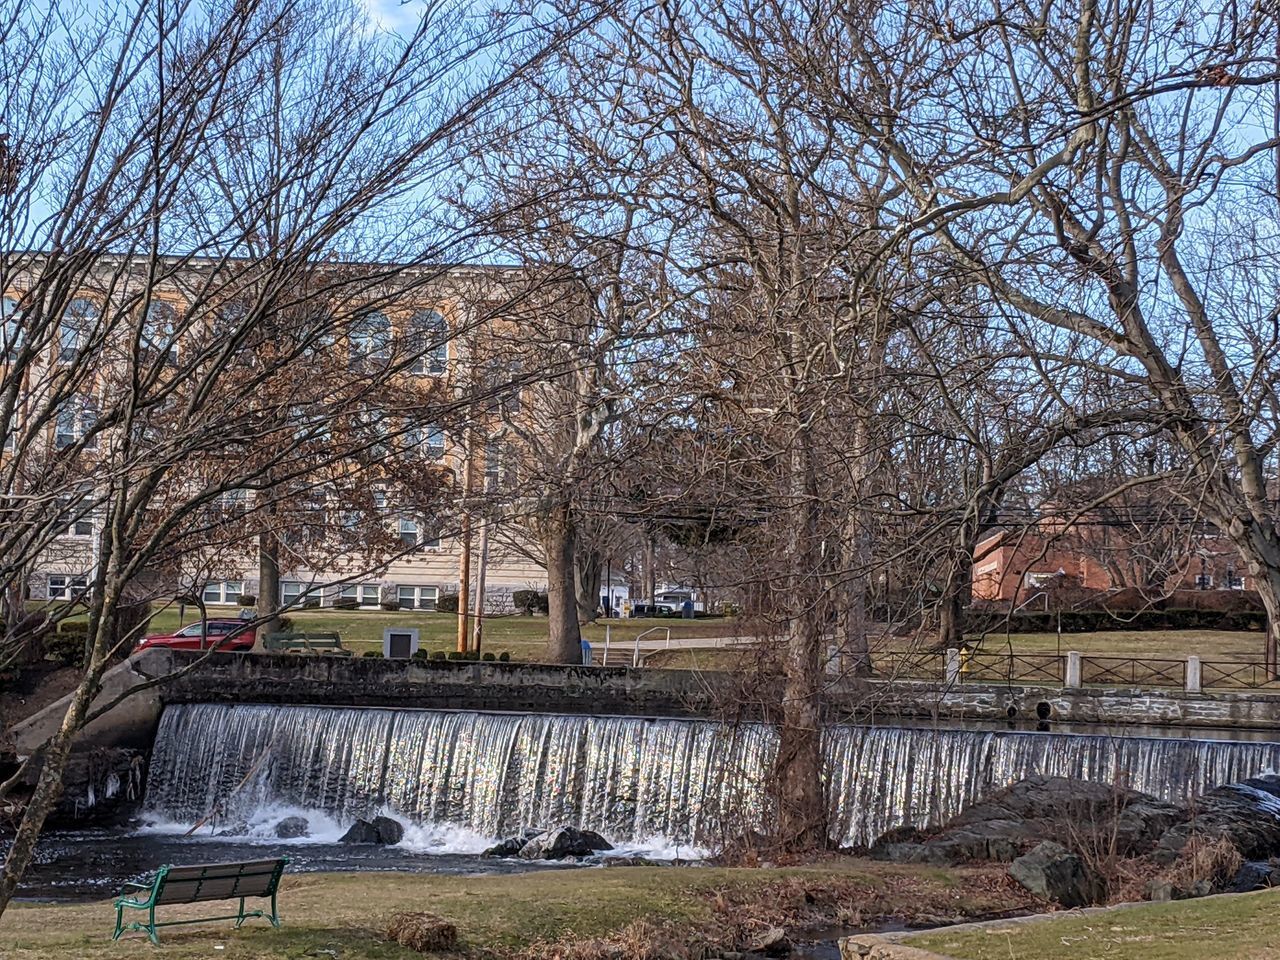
[0,0,577,913]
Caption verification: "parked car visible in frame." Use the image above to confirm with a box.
[136,619,255,652]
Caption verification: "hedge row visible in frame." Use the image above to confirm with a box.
[966,608,1268,633]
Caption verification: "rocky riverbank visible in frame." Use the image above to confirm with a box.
[870,774,1280,908]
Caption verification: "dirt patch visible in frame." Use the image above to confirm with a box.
[1,664,80,738]
[513,867,1034,960]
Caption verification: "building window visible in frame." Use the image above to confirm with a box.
[55,396,99,450]
[143,301,179,365]
[398,517,419,546]
[1195,573,1214,590]
[1,296,21,361]
[349,311,391,368]
[409,310,448,375]
[1226,570,1244,590]
[338,583,380,607]
[202,580,245,604]
[48,574,89,600]
[397,585,438,610]
[212,488,249,510]
[484,440,503,490]
[354,407,388,456]
[280,580,322,607]
[59,298,98,362]
[405,422,445,459]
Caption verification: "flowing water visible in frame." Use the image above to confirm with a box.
[143,703,1280,849]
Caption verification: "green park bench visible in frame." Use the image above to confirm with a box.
[111,857,288,945]
[262,630,351,655]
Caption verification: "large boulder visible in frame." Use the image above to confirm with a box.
[1008,841,1102,907]
[340,815,404,845]
[275,815,310,839]
[870,776,1183,865]
[518,826,614,860]
[1155,776,1280,864]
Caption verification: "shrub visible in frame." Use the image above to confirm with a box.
[498,651,511,662]
[436,593,460,614]
[277,616,294,633]
[430,650,447,661]
[361,650,381,658]
[332,598,359,610]
[481,652,496,661]
[44,627,89,666]
[236,594,256,606]
[411,648,429,660]
[303,598,321,609]
[512,589,549,615]
[381,600,401,612]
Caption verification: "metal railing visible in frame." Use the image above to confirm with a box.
[1201,661,1280,690]
[1080,656,1185,687]
[963,652,1065,684]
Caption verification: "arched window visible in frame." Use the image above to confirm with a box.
[408,310,448,375]
[143,301,179,365]
[1,296,20,362]
[350,311,391,368]
[59,298,98,362]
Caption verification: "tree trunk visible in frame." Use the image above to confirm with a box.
[0,585,118,918]
[544,502,582,663]
[645,534,657,605]
[937,581,964,651]
[574,544,602,623]
[1251,564,1280,677]
[772,440,828,852]
[257,531,281,642]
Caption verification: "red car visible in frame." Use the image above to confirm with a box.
[136,619,255,652]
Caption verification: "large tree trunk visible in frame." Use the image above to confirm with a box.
[1244,547,1280,677]
[772,440,829,852]
[543,502,582,663]
[257,530,281,642]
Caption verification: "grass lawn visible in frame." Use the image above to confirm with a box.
[2,861,1025,960]
[966,630,1271,665]
[132,606,739,660]
[909,888,1280,960]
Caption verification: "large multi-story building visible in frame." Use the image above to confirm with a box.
[3,255,550,615]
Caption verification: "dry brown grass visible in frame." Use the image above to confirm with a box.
[1162,836,1244,891]
[387,912,459,953]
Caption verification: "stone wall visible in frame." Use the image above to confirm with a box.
[15,649,1280,765]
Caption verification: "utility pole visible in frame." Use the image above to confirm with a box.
[456,423,475,653]
[472,517,489,652]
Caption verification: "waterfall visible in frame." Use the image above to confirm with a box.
[144,703,1280,848]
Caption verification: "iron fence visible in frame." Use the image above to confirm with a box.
[1080,656,1185,687]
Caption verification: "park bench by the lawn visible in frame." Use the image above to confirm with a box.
[262,630,351,655]
[112,857,288,945]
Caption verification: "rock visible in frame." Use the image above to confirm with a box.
[1008,841,1101,908]
[870,776,1184,865]
[275,815,309,839]
[748,926,790,956]
[1146,879,1174,902]
[518,826,614,860]
[1230,860,1280,893]
[213,820,250,837]
[1155,775,1280,864]
[483,836,527,857]
[340,815,404,845]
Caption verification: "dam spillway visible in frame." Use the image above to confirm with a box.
[143,703,1280,847]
